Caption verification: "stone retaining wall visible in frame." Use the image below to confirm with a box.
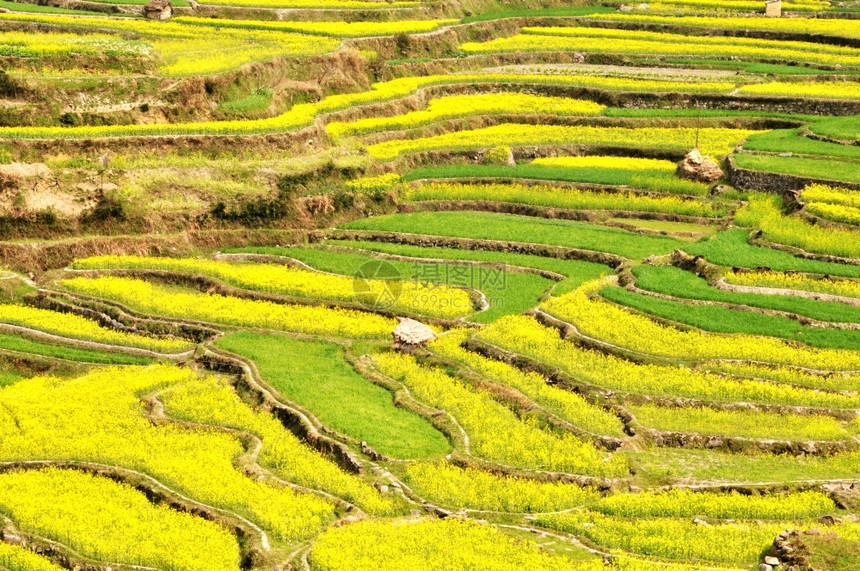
[726,155,860,192]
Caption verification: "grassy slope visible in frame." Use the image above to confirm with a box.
[321,241,613,295]
[629,446,860,485]
[600,285,860,350]
[0,368,22,387]
[610,218,718,236]
[630,403,852,441]
[803,534,860,571]
[604,107,820,121]
[0,0,106,13]
[662,58,853,75]
[461,5,614,22]
[734,153,860,184]
[743,129,860,159]
[0,333,154,365]
[684,229,860,278]
[215,332,451,459]
[634,265,860,323]
[404,164,709,196]
[810,115,860,141]
[341,211,684,260]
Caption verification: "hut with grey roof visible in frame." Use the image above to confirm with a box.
[392,318,437,353]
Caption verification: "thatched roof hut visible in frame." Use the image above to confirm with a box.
[392,318,437,353]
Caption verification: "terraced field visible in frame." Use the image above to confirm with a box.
[0,0,859,568]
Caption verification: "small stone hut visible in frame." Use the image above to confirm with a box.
[392,318,437,353]
[765,0,782,17]
[144,0,173,20]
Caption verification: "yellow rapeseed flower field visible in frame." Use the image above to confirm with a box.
[0,304,192,353]
[531,156,678,171]
[367,124,760,160]
[71,255,474,319]
[195,0,417,8]
[175,16,458,37]
[403,461,597,512]
[404,181,723,218]
[373,352,629,476]
[736,194,860,258]
[0,73,734,140]
[0,13,338,76]
[738,81,860,100]
[0,542,65,571]
[162,375,396,514]
[0,365,339,540]
[478,314,860,403]
[0,468,242,571]
[594,488,835,519]
[431,329,627,437]
[725,270,860,301]
[60,275,397,339]
[326,93,605,138]
[804,183,860,208]
[540,279,860,370]
[461,26,859,67]
[310,518,595,570]
[593,14,859,39]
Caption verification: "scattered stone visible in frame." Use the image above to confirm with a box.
[0,162,51,181]
[337,515,361,527]
[817,514,836,526]
[763,556,780,566]
[1,533,24,546]
[783,189,803,213]
[706,436,724,448]
[758,564,772,571]
[677,148,724,182]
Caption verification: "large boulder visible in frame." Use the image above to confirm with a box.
[144,0,172,20]
[677,148,724,183]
